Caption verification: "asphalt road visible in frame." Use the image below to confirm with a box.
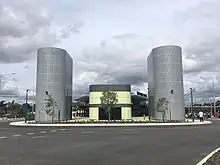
[0,121,220,165]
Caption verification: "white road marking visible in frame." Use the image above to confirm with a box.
[0,136,7,139]
[27,133,35,135]
[32,136,46,139]
[39,131,46,134]
[60,129,67,131]
[13,134,21,137]
[82,131,93,134]
[50,130,56,132]
[124,129,136,131]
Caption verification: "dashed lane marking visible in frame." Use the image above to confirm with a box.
[124,129,136,131]
[0,136,7,139]
[27,133,35,135]
[32,135,46,139]
[50,130,56,133]
[13,134,21,137]
[60,129,67,131]
[39,131,46,134]
[82,131,93,134]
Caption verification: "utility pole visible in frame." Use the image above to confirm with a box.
[147,87,150,121]
[212,77,216,117]
[190,88,194,122]
[200,76,216,117]
[25,89,30,122]
[200,77,205,109]
[209,96,213,117]
[25,89,29,104]
[31,88,35,117]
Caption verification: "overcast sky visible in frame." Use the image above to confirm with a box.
[0,0,220,104]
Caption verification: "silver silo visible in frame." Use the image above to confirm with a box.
[147,45,185,121]
[35,47,73,122]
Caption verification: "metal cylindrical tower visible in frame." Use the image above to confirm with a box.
[35,47,73,122]
[148,45,185,121]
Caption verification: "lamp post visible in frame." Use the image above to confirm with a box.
[211,77,216,118]
[31,88,35,115]
[200,76,216,117]
[190,88,194,122]
[200,77,205,108]
[25,89,30,122]
[25,89,29,104]
[147,87,150,121]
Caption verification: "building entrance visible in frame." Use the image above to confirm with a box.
[99,107,121,120]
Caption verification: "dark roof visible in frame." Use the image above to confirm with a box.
[89,84,131,92]
[74,93,147,104]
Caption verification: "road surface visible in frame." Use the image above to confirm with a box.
[0,120,219,165]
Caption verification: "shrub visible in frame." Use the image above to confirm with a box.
[27,119,186,124]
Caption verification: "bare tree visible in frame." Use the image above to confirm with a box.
[156,97,169,122]
[45,91,58,123]
[100,91,118,121]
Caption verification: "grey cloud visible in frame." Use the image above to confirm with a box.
[0,89,18,96]
[73,33,149,97]
[14,95,35,101]
[176,0,220,75]
[0,92,35,103]
[59,23,83,39]
[175,1,220,23]
[184,61,219,74]
[113,33,140,41]
[0,0,82,63]
[73,82,89,99]
[184,87,220,104]
[0,2,49,38]
[111,75,146,85]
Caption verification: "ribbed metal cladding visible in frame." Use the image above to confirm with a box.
[147,45,185,121]
[35,47,73,122]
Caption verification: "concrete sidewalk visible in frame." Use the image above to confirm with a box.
[9,120,212,127]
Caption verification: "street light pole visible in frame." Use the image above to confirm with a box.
[147,87,150,121]
[190,88,194,122]
[25,89,30,122]
[25,89,29,104]
[31,88,35,116]
[212,77,216,117]
[200,77,205,106]
[200,76,216,118]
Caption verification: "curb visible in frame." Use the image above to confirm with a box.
[9,121,212,127]
[196,147,220,165]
